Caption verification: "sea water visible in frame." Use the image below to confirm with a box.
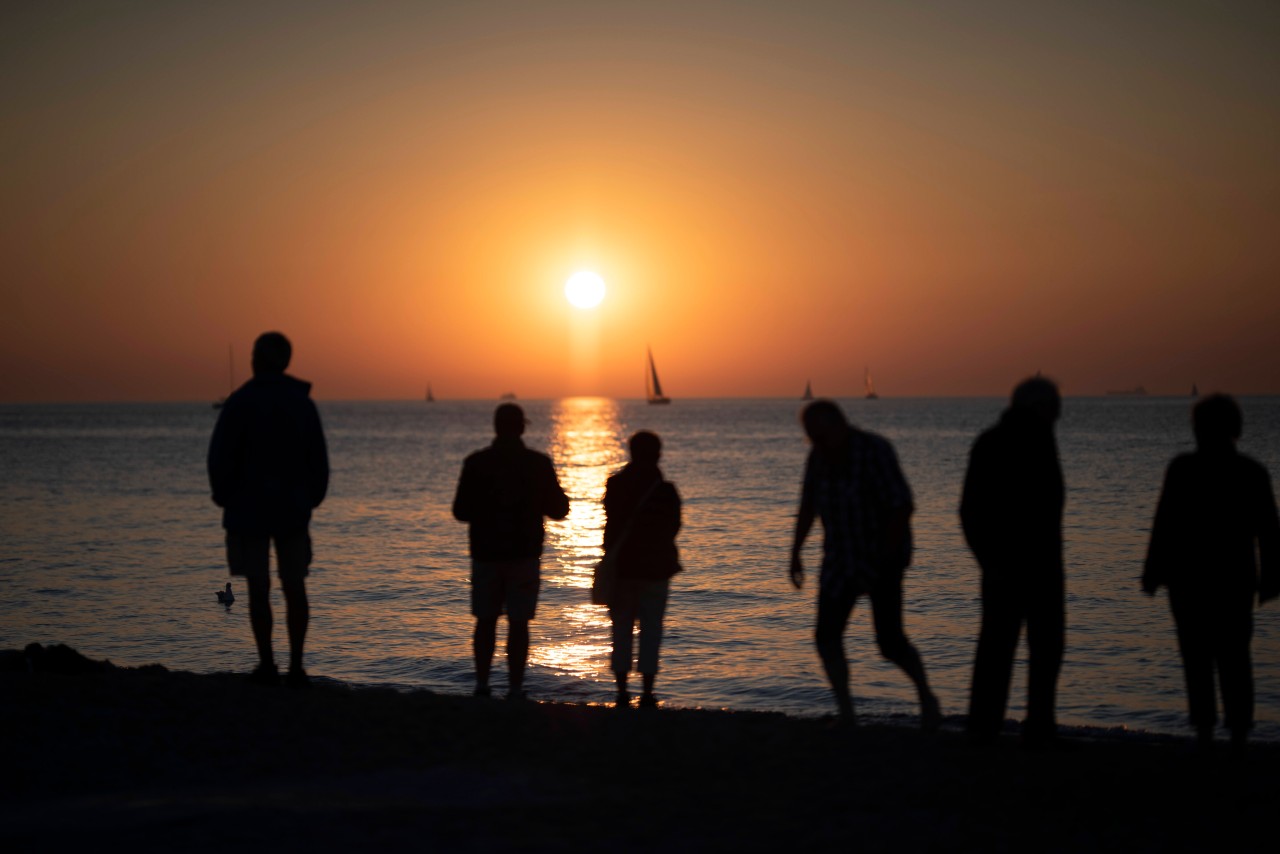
[2,397,1278,741]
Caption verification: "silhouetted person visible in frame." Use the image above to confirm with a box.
[1143,394,1279,751]
[603,430,682,708]
[208,331,328,688]
[961,377,1064,746]
[790,400,940,729]
[453,403,569,699]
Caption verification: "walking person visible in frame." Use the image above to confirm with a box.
[208,331,329,687]
[789,400,941,729]
[960,376,1065,746]
[603,430,682,708]
[1143,394,1279,752]
[453,403,569,700]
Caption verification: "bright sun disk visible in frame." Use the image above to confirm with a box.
[565,271,606,309]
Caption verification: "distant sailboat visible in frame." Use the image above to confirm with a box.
[425,383,435,402]
[646,348,671,405]
[864,366,879,400]
[213,345,234,409]
[1191,383,1199,397]
[802,380,813,401]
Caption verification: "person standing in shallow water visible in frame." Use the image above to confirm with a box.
[960,376,1064,746]
[1143,394,1279,752]
[603,430,682,708]
[453,404,570,700]
[789,400,941,729]
[208,331,329,688]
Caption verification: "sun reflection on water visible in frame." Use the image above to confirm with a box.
[533,397,627,681]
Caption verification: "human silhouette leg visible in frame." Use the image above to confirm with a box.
[246,572,275,677]
[815,587,858,720]
[473,616,498,696]
[1171,590,1217,743]
[501,558,540,699]
[870,574,940,730]
[228,532,277,681]
[636,579,669,707]
[277,531,311,685]
[507,618,530,698]
[1023,577,1064,745]
[968,579,1021,742]
[1213,598,1254,749]
[610,581,639,704]
[280,575,309,685]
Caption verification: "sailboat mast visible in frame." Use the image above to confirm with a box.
[648,350,664,398]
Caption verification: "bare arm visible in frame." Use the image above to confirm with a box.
[790,491,816,590]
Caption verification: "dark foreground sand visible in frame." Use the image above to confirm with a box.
[3,645,1276,853]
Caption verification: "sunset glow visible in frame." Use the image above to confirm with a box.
[2,2,1277,400]
[565,272,606,310]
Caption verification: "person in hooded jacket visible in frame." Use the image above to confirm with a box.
[208,331,329,688]
[961,376,1064,746]
[603,430,682,708]
[1144,394,1279,752]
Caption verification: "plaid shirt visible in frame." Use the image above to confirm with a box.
[802,428,913,596]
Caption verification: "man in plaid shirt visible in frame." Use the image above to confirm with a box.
[790,399,941,729]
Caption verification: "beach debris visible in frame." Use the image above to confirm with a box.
[216,582,235,607]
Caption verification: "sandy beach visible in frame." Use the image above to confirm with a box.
[3,643,1275,852]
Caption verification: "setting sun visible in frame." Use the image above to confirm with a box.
[564,271,606,309]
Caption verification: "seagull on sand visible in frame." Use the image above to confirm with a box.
[216,582,235,606]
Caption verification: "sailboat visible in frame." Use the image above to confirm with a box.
[864,366,879,400]
[1191,383,1199,398]
[213,345,234,409]
[425,383,435,402]
[802,380,813,401]
[646,348,671,405]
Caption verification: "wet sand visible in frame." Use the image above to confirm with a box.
[3,644,1275,852]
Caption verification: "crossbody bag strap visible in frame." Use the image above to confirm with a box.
[609,480,662,556]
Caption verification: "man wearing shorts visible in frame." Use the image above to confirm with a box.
[453,403,569,699]
[208,331,329,687]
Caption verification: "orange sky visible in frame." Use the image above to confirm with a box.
[3,1,1278,401]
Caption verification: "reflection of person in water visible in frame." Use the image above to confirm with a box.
[1144,394,1279,752]
[603,430,682,709]
[208,331,329,688]
[453,403,569,700]
[790,400,941,730]
[961,377,1065,746]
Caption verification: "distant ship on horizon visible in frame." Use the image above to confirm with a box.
[1191,382,1198,397]
[1106,385,1148,396]
[425,383,435,402]
[802,380,813,401]
[646,348,671,405]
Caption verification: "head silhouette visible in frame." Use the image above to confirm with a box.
[252,332,291,376]
[494,403,526,439]
[1192,394,1241,449]
[801,399,850,452]
[1010,376,1061,425]
[629,430,662,466]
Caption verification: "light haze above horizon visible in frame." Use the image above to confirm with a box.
[3,1,1277,402]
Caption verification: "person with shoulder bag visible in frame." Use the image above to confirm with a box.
[601,431,682,709]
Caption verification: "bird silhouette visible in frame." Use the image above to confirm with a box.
[216,582,235,606]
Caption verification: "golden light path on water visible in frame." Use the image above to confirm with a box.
[534,397,627,684]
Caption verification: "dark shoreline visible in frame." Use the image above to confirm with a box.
[3,645,1276,852]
